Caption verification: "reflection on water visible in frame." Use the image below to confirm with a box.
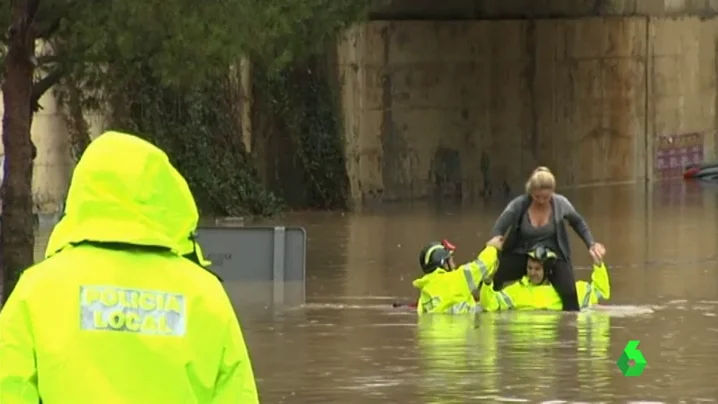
[416,311,612,402]
[224,281,306,309]
[32,182,718,402]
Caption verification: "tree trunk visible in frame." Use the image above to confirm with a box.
[1,0,39,303]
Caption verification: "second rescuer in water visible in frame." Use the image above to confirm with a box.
[479,239,611,311]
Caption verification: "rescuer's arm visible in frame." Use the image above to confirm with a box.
[212,298,259,403]
[479,276,522,312]
[479,279,501,312]
[0,275,40,404]
[462,245,500,288]
[576,261,611,309]
[473,238,507,312]
[589,261,610,301]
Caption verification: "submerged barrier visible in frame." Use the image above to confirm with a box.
[195,226,307,305]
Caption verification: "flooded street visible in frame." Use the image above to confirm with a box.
[34,182,718,402]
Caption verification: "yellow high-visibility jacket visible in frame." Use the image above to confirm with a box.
[0,132,259,403]
[480,262,611,312]
[412,247,499,315]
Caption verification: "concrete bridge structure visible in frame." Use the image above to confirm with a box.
[6,0,718,211]
[338,0,718,204]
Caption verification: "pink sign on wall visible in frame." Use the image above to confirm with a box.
[655,132,704,178]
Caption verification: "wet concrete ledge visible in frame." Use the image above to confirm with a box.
[370,0,718,20]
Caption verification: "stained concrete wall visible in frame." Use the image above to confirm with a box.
[337,17,718,204]
[6,11,718,211]
[370,0,718,20]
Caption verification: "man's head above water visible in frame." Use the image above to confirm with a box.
[419,240,457,273]
[526,245,557,285]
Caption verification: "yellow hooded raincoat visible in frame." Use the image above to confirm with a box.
[0,132,259,403]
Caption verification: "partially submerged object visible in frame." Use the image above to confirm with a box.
[683,162,718,181]
[195,225,307,305]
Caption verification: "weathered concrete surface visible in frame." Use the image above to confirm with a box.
[337,17,718,204]
[7,13,718,211]
[370,0,718,19]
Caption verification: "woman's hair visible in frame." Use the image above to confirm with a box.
[525,166,556,193]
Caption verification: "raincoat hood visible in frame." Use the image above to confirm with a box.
[45,131,199,258]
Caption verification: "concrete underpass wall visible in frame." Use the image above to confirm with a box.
[337,17,718,204]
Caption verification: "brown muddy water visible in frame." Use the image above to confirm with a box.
[33,181,718,403]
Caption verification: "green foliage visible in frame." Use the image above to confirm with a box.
[243,0,373,71]
[2,0,373,90]
[0,0,371,215]
[253,54,349,209]
[107,67,283,217]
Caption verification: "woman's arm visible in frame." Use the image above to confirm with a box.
[491,196,525,237]
[555,195,595,248]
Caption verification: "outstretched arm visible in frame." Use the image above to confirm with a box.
[479,279,501,311]
[474,238,517,312]
[577,262,611,309]
[479,278,518,312]
[557,195,596,248]
[461,245,500,294]
[589,262,610,300]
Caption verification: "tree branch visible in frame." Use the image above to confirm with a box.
[28,0,40,25]
[31,66,66,112]
[35,16,62,39]
[33,0,100,40]
[35,54,61,66]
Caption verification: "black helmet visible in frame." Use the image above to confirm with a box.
[419,241,454,273]
[527,244,558,276]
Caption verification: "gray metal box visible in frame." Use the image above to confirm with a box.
[195,226,307,305]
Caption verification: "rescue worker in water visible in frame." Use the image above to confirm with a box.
[413,237,610,314]
[0,131,259,403]
[413,237,503,315]
[479,241,611,312]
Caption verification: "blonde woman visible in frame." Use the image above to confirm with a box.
[488,167,606,311]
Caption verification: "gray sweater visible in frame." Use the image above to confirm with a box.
[491,194,595,262]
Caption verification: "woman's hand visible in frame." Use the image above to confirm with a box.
[486,236,504,250]
[589,242,606,263]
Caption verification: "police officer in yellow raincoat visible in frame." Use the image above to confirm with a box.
[479,242,611,312]
[413,237,503,315]
[0,132,259,403]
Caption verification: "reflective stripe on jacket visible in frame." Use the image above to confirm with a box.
[479,262,611,312]
[412,246,499,315]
